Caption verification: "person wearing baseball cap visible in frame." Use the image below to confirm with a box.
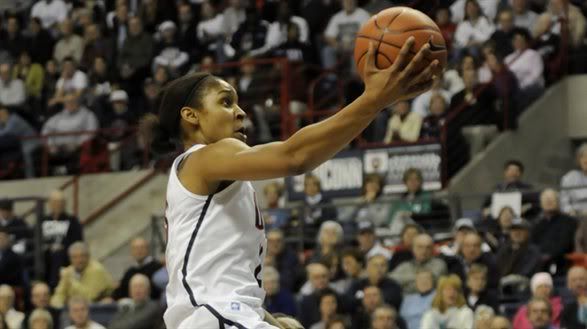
[440,218,491,256]
[356,220,391,260]
[496,218,541,279]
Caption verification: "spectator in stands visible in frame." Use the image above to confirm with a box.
[23,282,59,329]
[0,105,39,178]
[547,0,586,48]
[136,78,160,116]
[64,296,105,329]
[532,13,561,69]
[450,67,499,158]
[262,182,289,229]
[0,228,23,287]
[464,264,498,312]
[0,63,26,108]
[513,0,539,31]
[383,101,422,143]
[43,92,99,174]
[356,221,391,260]
[81,24,112,72]
[440,218,482,256]
[101,90,136,144]
[525,297,558,329]
[107,1,129,52]
[13,50,45,105]
[400,269,435,329]
[449,231,499,289]
[496,218,542,280]
[263,3,309,53]
[350,285,383,329]
[532,188,577,273]
[299,263,333,328]
[53,19,83,65]
[24,17,55,65]
[390,234,447,294]
[222,0,246,37]
[153,21,189,76]
[230,7,270,59]
[310,289,340,329]
[87,56,113,112]
[322,0,370,73]
[505,28,544,104]
[30,0,68,30]
[112,237,162,300]
[484,205,516,248]
[412,77,452,119]
[420,275,474,329]
[266,229,300,292]
[491,9,516,58]
[347,254,402,312]
[0,285,24,329]
[388,168,444,225]
[108,274,161,329]
[490,316,512,329]
[561,143,587,218]
[118,17,154,89]
[302,0,341,39]
[264,266,297,316]
[450,0,499,23]
[513,272,562,329]
[50,242,114,307]
[42,189,83,287]
[47,57,88,107]
[196,1,225,54]
[28,309,53,329]
[453,0,495,58]
[350,174,390,227]
[310,221,344,263]
[0,15,25,61]
[435,7,457,54]
[420,92,448,140]
[333,248,363,296]
[175,2,198,60]
[483,160,535,218]
[389,223,422,271]
[473,305,495,329]
[0,199,30,253]
[303,174,338,230]
[560,266,587,328]
[371,305,401,329]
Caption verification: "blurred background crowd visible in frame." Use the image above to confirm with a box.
[1,0,587,328]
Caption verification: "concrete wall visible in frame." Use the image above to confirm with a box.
[448,77,580,210]
[567,76,587,139]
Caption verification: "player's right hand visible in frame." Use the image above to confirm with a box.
[362,36,440,110]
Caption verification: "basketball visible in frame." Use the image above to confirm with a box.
[354,7,448,79]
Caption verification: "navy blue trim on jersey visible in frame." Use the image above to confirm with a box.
[181,194,213,307]
[202,304,248,329]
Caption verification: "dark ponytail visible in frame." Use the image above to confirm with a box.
[139,113,177,156]
[140,72,214,156]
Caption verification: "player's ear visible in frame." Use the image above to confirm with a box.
[180,107,199,126]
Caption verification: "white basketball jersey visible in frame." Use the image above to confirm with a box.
[163,144,268,328]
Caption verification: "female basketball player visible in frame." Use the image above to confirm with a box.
[140,37,438,329]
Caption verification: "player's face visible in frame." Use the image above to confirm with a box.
[196,79,247,144]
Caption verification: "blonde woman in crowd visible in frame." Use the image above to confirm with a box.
[420,274,474,329]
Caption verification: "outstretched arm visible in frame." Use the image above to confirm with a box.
[184,38,439,184]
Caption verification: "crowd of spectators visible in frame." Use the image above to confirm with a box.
[0,141,586,328]
[0,0,585,179]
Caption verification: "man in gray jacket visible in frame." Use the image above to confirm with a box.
[108,274,161,329]
[389,234,447,294]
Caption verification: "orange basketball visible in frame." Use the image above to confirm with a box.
[354,7,447,80]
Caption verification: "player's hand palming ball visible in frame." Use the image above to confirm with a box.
[354,6,448,80]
